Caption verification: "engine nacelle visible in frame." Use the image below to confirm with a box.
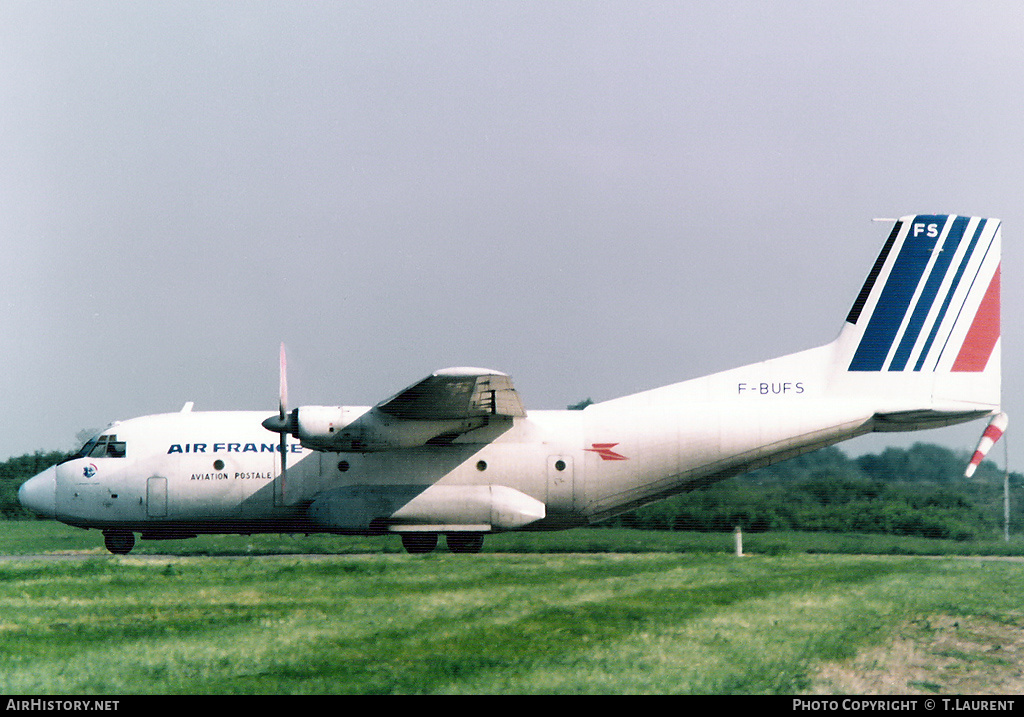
[292,405,490,452]
[294,405,368,451]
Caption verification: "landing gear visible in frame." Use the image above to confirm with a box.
[401,533,438,554]
[446,532,484,553]
[103,530,136,555]
[400,532,485,554]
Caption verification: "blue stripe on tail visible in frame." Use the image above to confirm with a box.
[912,218,988,371]
[887,216,969,371]
[848,216,947,371]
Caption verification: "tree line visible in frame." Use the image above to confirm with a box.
[0,451,68,519]
[609,443,1021,541]
[1,443,1020,540]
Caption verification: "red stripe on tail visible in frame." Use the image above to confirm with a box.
[952,265,1000,372]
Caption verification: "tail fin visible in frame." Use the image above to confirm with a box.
[832,215,1001,423]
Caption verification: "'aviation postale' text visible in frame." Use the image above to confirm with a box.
[190,472,273,481]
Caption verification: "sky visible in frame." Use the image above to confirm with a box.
[2,1,1023,470]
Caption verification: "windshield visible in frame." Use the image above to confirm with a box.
[61,434,127,463]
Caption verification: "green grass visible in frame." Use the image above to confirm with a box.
[1,524,1024,693]
[4,521,1024,557]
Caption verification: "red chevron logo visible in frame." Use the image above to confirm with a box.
[585,443,628,461]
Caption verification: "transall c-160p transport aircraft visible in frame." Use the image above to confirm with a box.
[19,215,1004,554]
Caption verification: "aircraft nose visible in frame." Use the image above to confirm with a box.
[19,465,57,519]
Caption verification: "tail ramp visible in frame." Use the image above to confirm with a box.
[831,215,1001,427]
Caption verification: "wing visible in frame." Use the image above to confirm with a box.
[376,367,527,420]
[287,368,527,452]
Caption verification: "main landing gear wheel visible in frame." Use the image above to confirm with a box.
[103,530,136,555]
[446,532,484,553]
[401,533,438,554]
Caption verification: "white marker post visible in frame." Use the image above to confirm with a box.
[734,526,743,557]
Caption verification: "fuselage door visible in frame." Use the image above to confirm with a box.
[546,454,576,516]
[147,477,168,518]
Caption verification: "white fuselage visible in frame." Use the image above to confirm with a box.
[43,340,914,536]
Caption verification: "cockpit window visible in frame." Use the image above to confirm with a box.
[88,436,109,457]
[75,438,98,458]
[66,434,126,461]
[107,439,127,458]
[94,435,125,458]
[61,437,98,463]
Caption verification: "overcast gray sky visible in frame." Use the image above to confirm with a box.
[3,1,1023,468]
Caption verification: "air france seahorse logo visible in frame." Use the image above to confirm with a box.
[83,464,97,478]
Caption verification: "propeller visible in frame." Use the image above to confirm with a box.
[262,343,296,491]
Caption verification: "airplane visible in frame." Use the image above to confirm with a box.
[19,214,1002,555]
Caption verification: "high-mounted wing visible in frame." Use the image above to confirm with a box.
[376,367,526,420]
[268,367,527,452]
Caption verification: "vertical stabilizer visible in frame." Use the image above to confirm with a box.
[832,215,1001,419]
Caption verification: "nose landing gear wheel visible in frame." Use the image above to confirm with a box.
[103,530,136,555]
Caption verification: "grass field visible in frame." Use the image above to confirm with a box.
[1,523,1023,694]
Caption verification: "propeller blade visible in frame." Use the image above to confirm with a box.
[259,343,293,501]
[279,342,288,422]
[280,429,288,496]
[279,343,288,497]
[261,343,292,435]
